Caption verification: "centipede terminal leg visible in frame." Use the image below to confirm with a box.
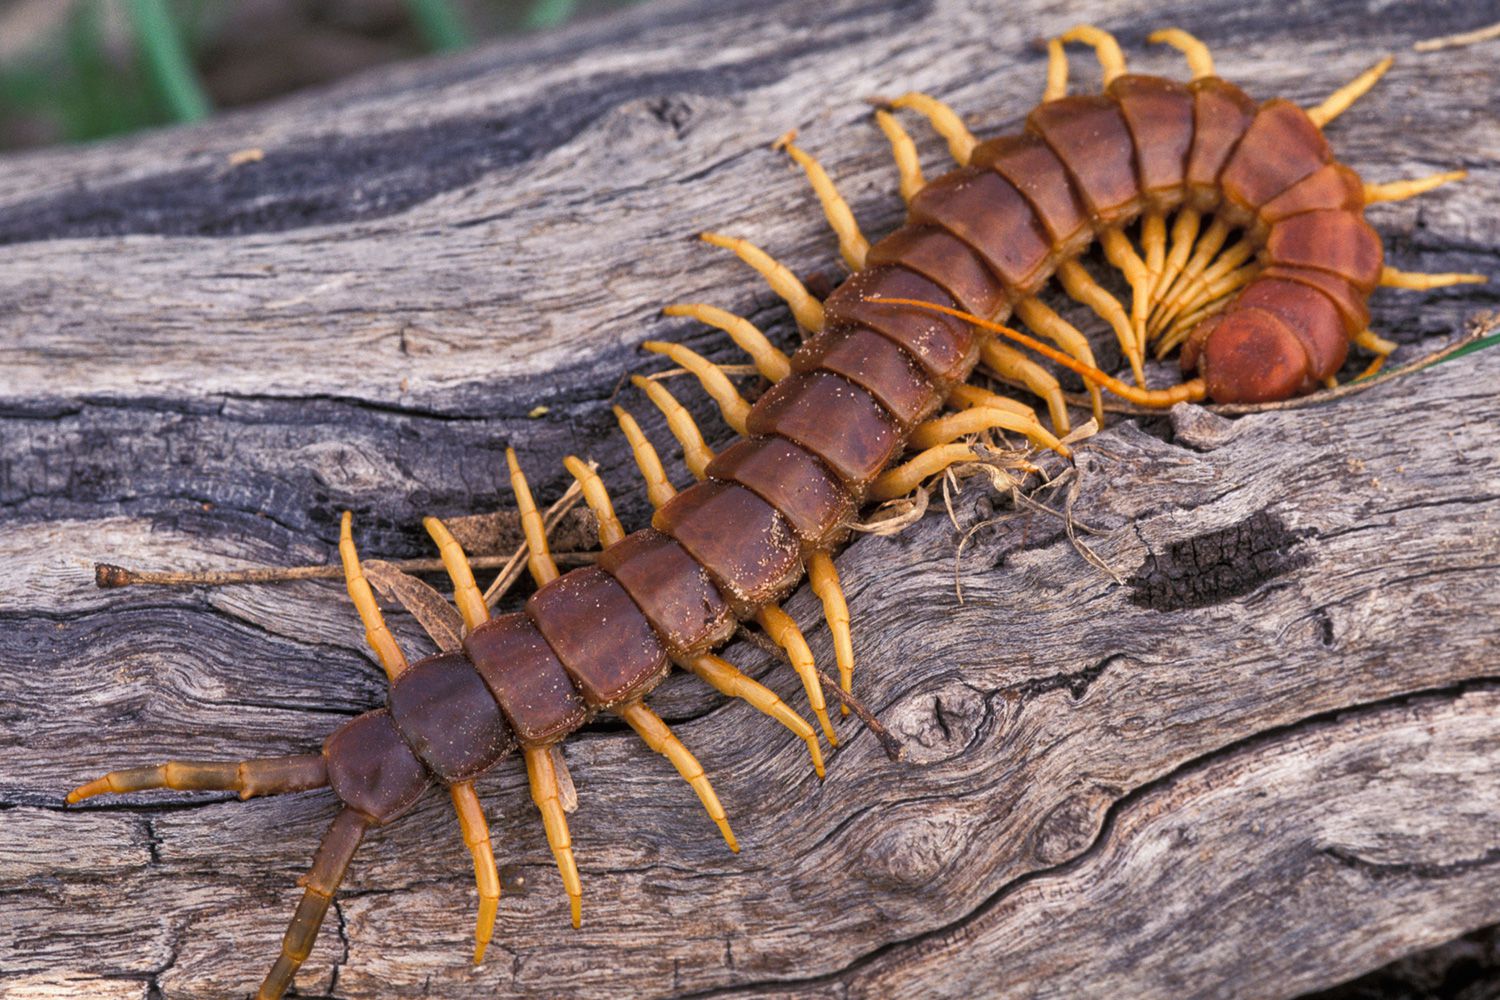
[776,131,870,271]
[525,745,584,928]
[641,340,752,435]
[757,603,838,746]
[699,232,824,334]
[616,700,738,852]
[661,303,792,382]
[629,374,717,480]
[685,653,824,777]
[67,754,328,804]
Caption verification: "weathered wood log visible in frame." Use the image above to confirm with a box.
[3,0,1498,997]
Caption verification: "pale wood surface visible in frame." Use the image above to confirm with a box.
[2,0,1498,997]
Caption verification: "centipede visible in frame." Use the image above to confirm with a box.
[64,24,1485,999]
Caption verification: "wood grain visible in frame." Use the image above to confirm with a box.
[2,0,1498,998]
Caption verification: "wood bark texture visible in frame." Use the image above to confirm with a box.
[2,0,1498,997]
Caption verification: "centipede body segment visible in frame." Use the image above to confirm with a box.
[66,24,1484,998]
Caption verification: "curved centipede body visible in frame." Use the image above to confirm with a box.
[65,24,1485,999]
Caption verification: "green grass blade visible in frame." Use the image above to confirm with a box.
[525,0,580,30]
[405,0,472,51]
[124,0,212,123]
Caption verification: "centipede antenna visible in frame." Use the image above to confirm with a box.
[871,442,977,501]
[1378,265,1487,290]
[872,108,926,203]
[909,402,1070,458]
[756,604,838,745]
[1363,169,1467,204]
[642,340,752,435]
[1014,297,1105,424]
[661,303,791,382]
[562,455,626,548]
[1043,37,1069,101]
[1307,56,1394,127]
[805,551,855,714]
[1059,25,1127,86]
[524,745,583,928]
[1056,259,1148,388]
[1147,28,1215,80]
[423,516,490,631]
[505,447,561,588]
[700,232,825,334]
[67,753,328,804]
[886,92,977,165]
[882,298,1209,407]
[340,511,409,681]
[450,781,501,964]
[979,338,1071,433]
[685,653,824,778]
[616,700,738,853]
[775,131,870,271]
[629,374,716,479]
[257,807,368,1000]
[613,405,678,510]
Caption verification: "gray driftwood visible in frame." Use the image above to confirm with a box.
[3,0,1499,997]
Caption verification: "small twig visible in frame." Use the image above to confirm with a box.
[96,550,595,589]
[1414,20,1500,52]
[737,627,905,762]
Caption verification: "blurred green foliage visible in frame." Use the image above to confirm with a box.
[0,0,626,150]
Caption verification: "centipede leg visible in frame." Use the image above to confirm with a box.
[883,92,977,165]
[424,515,490,628]
[1059,24,1127,87]
[805,551,855,714]
[700,232,824,334]
[1378,265,1487,290]
[757,603,838,746]
[525,745,584,928]
[642,340,752,435]
[67,754,328,804]
[870,443,976,501]
[660,303,792,382]
[685,653,824,777]
[1140,210,1167,303]
[630,374,716,479]
[450,781,501,963]
[616,700,738,852]
[340,511,409,681]
[257,807,368,1000]
[948,383,1069,451]
[1153,237,1255,336]
[1148,216,1231,333]
[873,108,925,203]
[1364,170,1467,204]
[1098,229,1154,362]
[1014,297,1104,425]
[1149,208,1202,324]
[909,396,1070,457]
[504,447,562,587]
[1354,328,1399,378]
[563,455,626,547]
[1043,37,1069,101]
[1147,28,1216,80]
[1056,259,1147,388]
[980,336,1070,434]
[1307,56,1394,127]
[776,132,870,271]
[613,405,678,509]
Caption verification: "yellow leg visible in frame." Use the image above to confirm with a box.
[980,338,1070,434]
[423,516,490,631]
[700,232,824,334]
[948,384,1068,450]
[1379,266,1487,290]
[887,92,977,165]
[1149,216,1230,331]
[642,341,751,435]
[1056,258,1148,388]
[1141,211,1167,302]
[1157,296,1234,358]
[506,447,560,588]
[805,551,854,715]
[870,442,976,501]
[909,402,1070,457]
[525,746,583,929]
[1150,208,1202,322]
[1099,228,1155,374]
[1363,170,1466,204]
[757,603,837,746]
[775,131,870,271]
[1043,37,1069,101]
[1354,328,1399,378]
[450,781,500,964]
[339,511,408,681]
[685,653,824,777]
[1307,56,1394,128]
[873,108,925,204]
[661,303,791,382]
[616,700,738,853]
[613,405,677,510]
[1060,24,1127,86]
[629,374,716,480]
[1156,263,1257,354]
[1014,297,1105,425]
[1152,238,1255,335]
[1147,28,1216,79]
[562,455,626,548]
